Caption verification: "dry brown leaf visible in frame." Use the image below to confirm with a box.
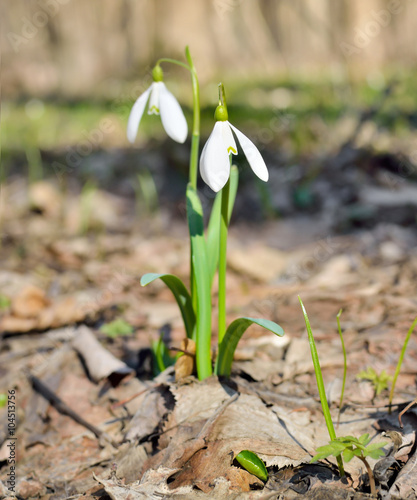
[11,285,50,318]
[0,315,38,332]
[175,338,196,381]
[227,244,289,282]
[72,325,134,385]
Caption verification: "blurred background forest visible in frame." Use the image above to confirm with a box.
[2,3,417,496]
[1,0,417,227]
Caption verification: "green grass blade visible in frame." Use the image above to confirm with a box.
[141,273,196,339]
[186,184,212,379]
[152,336,167,375]
[389,314,417,410]
[299,296,345,476]
[206,165,238,284]
[216,317,284,377]
[336,309,347,427]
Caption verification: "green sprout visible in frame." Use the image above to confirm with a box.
[100,318,133,339]
[311,433,387,497]
[356,367,392,398]
[299,297,344,476]
[389,315,417,412]
[151,333,177,376]
[336,309,347,427]
[26,145,43,184]
[135,169,159,215]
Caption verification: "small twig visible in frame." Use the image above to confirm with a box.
[398,398,417,428]
[169,346,196,357]
[28,373,118,447]
[110,387,150,409]
[358,455,377,497]
[347,399,415,410]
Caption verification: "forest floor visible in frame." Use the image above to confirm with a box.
[1,79,417,499]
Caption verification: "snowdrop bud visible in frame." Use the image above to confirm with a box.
[215,104,228,122]
[152,65,163,82]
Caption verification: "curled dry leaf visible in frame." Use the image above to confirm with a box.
[72,325,134,386]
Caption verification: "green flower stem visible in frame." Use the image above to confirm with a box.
[218,170,231,344]
[156,58,191,71]
[185,47,201,313]
[185,46,200,190]
[157,48,200,189]
[159,49,201,311]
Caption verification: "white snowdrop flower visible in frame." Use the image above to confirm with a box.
[199,105,269,192]
[127,65,188,144]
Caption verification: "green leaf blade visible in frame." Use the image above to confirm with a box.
[141,273,196,339]
[186,184,212,379]
[299,297,345,477]
[216,317,284,377]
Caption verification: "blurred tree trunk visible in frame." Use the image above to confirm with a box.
[1,0,415,98]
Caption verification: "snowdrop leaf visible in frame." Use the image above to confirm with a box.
[141,273,195,339]
[186,184,212,378]
[216,317,284,377]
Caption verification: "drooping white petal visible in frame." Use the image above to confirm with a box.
[199,122,230,192]
[158,82,188,143]
[126,85,152,143]
[222,121,238,155]
[147,82,160,115]
[229,123,269,182]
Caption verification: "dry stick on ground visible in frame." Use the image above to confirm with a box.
[398,398,417,428]
[28,372,118,447]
